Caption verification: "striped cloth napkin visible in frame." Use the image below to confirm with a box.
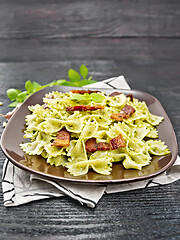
[2,76,180,208]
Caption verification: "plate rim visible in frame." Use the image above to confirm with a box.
[1,86,178,183]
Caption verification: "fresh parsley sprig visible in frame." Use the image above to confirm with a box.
[7,65,96,107]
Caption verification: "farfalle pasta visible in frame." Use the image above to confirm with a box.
[20,90,170,176]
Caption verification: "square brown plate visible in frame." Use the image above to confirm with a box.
[1,86,178,183]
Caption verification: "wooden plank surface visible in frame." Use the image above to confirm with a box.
[0,183,179,240]
[0,0,179,239]
[0,0,180,39]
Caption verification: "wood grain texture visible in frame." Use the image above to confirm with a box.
[0,0,180,39]
[0,184,179,239]
[1,38,180,63]
[0,0,180,239]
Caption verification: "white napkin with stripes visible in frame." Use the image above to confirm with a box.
[2,76,180,208]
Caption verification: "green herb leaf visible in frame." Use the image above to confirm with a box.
[8,101,19,108]
[7,89,20,101]
[6,65,97,108]
[32,81,42,91]
[70,94,88,101]
[56,79,68,85]
[17,91,27,103]
[48,81,57,87]
[90,93,105,102]
[25,80,33,94]
[68,69,81,82]
[79,65,88,79]
[75,79,96,87]
[61,81,77,86]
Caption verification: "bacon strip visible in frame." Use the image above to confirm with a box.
[85,138,111,153]
[52,128,70,147]
[121,104,135,116]
[111,112,126,121]
[43,102,50,109]
[109,91,122,97]
[111,104,135,121]
[85,135,125,153]
[85,138,97,153]
[97,142,110,151]
[66,105,105,111]
[126,93,133,101]
[110,134,126,150]
[70,90,100,94]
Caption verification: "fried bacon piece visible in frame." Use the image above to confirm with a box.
[97,142,110,151]
[121,104,135,116]
[66,105,105,111]
[110,134,126,150]
[109,91,122,97]
[111,104,135,121]
[52,128,70,147]
[70,89,100,94]
[126,93,133,101]
[85,138,97,153]
[43,103,50,109]
[85,138,111,153]
[111,112,126,121]
[85,135,125,153]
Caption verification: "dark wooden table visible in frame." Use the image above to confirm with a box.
[0,1,179,239]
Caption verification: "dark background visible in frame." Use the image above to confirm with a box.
[0,1,179,239]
